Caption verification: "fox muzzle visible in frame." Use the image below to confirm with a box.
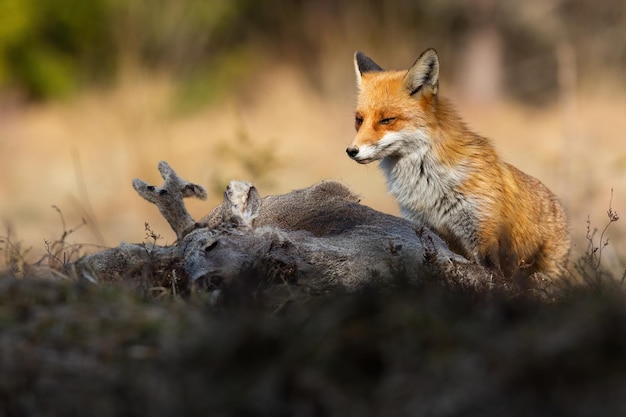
[346,147,359,158]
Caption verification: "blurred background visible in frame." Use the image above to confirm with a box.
[0,0,624,273]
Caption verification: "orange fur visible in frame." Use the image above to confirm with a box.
[348,49,570,280]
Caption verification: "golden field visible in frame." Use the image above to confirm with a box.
[1,63,625,274]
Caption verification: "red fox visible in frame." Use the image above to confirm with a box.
[347,48,570,281]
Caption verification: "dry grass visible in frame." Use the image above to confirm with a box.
[1,66,624,276]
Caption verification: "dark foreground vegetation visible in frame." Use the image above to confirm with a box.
[1,264,625,417]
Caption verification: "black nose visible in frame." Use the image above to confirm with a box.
[346,147,359,158]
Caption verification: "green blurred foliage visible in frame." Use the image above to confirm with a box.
[172,46,260,114]
[0,0,625,101]
[0,0,113,98]
[0,0,236,99]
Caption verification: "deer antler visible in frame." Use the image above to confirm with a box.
[132,161,207,240]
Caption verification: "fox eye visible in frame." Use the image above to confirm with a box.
[355,115,363,131]
[380,117,396,125]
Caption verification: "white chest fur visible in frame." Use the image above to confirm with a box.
[378,132,480,257]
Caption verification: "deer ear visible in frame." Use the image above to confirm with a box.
[403,48,439,98]
[243,186,261,225]
[223,181,261,228]
[354,51,383,89]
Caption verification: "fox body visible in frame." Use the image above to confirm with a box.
[347,48,570,280]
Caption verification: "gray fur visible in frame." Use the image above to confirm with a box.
[71,162,531,297]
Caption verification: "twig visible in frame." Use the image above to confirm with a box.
[72,149,105,244]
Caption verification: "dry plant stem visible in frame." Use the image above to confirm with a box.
[586,189,620,270]
[71,150,105,244]
[44,240,65,268]
[54,207,87,240]
[0,225,29,276]
[45,205,88,266]
[132,161,208,240]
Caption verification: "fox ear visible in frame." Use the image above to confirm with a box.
[403,48,439,98]
[354,51,383,89]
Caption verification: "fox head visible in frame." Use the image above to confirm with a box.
[346,48,440,164]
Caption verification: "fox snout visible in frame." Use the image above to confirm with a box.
[346,146,371,164]
[346,145,378,164]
